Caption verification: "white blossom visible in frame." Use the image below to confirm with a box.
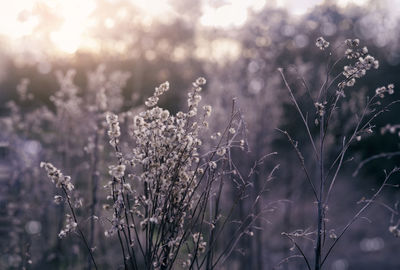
[40,162,74,191]
[316,37,329,50]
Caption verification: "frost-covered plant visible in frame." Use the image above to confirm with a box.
[41,77,272,270]
[278,37,399,270]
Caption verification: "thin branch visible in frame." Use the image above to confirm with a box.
[61,186,98,270]
[325,137,346,205]
[353,151,400,177]
[321,168,400,267]
[281,233,312,270]
[277,128,318,200]
[278,68,319,161]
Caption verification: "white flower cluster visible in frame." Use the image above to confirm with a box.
[375,84,395,98]
[180,233,207,268]
[40,162,74,191]
[187,77,206,110]
[192,232,207,253]
[106,112,121,146]
[216,147,226,156]
[54,195,63,205]
[316,37,329,50]
[389,225,400,237]
[130,100,203,220]
[105,197,124,237]
[203,105,212,117]
[108,164,126,180]
[104,77,213,263]
[344,39,367,59]
[58,214,77,238]
[342,55,379,80]
[315,102,326,116]
[345,38,360,47]
[338,40,379,91]
[145,81,170,107]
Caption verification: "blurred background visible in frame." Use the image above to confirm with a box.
[1,0,400,269]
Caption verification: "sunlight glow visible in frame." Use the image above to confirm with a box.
[277,0,323,15]
[0,0,378,56]
[337,0,369,7]
[200,0,266,28]
[200,5,247,28]
[130,0,174,18]
[0,0,37,39]
[47,0,96,54]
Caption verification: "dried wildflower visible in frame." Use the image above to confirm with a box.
[145,96,159,107]
[361,46,368,54]
[389,225,400,237]
[106,112,121,146]
[315,102,325,116]
[74,198,83,208]
[209,161,217,170]
[109,164,126,180]
[316,37,329,50]
[188,108,197,117]
[376,86,386,98]
[160,109,170,121]
[101,77,227,267]
[140,219,148,230]
[149,217,159,224]
[342,55,378,79]
[203,105,212,116]
[188,79,207,108]
[145,81,170,107]
[216,147,226,156]
[195,77,206,85]
[329,229,337,239]
[54,195,63,205]
[346,78,356,87]
[345,48,359,59]
[123,183,133,193]
[58,214,77,239]
[345,38,360,47]
[338,45,380,91]
[388,84,395,94]
[40,162,74,191]
[375,84,395,98]
[192,232,207,253]
[155,81,170,95]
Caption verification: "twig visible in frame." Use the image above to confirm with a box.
[61,186,98,270]
[321,168,400,267]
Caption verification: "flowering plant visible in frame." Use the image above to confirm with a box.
[41,77,271,270]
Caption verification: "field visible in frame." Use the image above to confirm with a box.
[0,1,399,269]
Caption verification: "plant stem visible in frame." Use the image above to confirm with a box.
[62,186,98,270]
[315,112,324,270]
